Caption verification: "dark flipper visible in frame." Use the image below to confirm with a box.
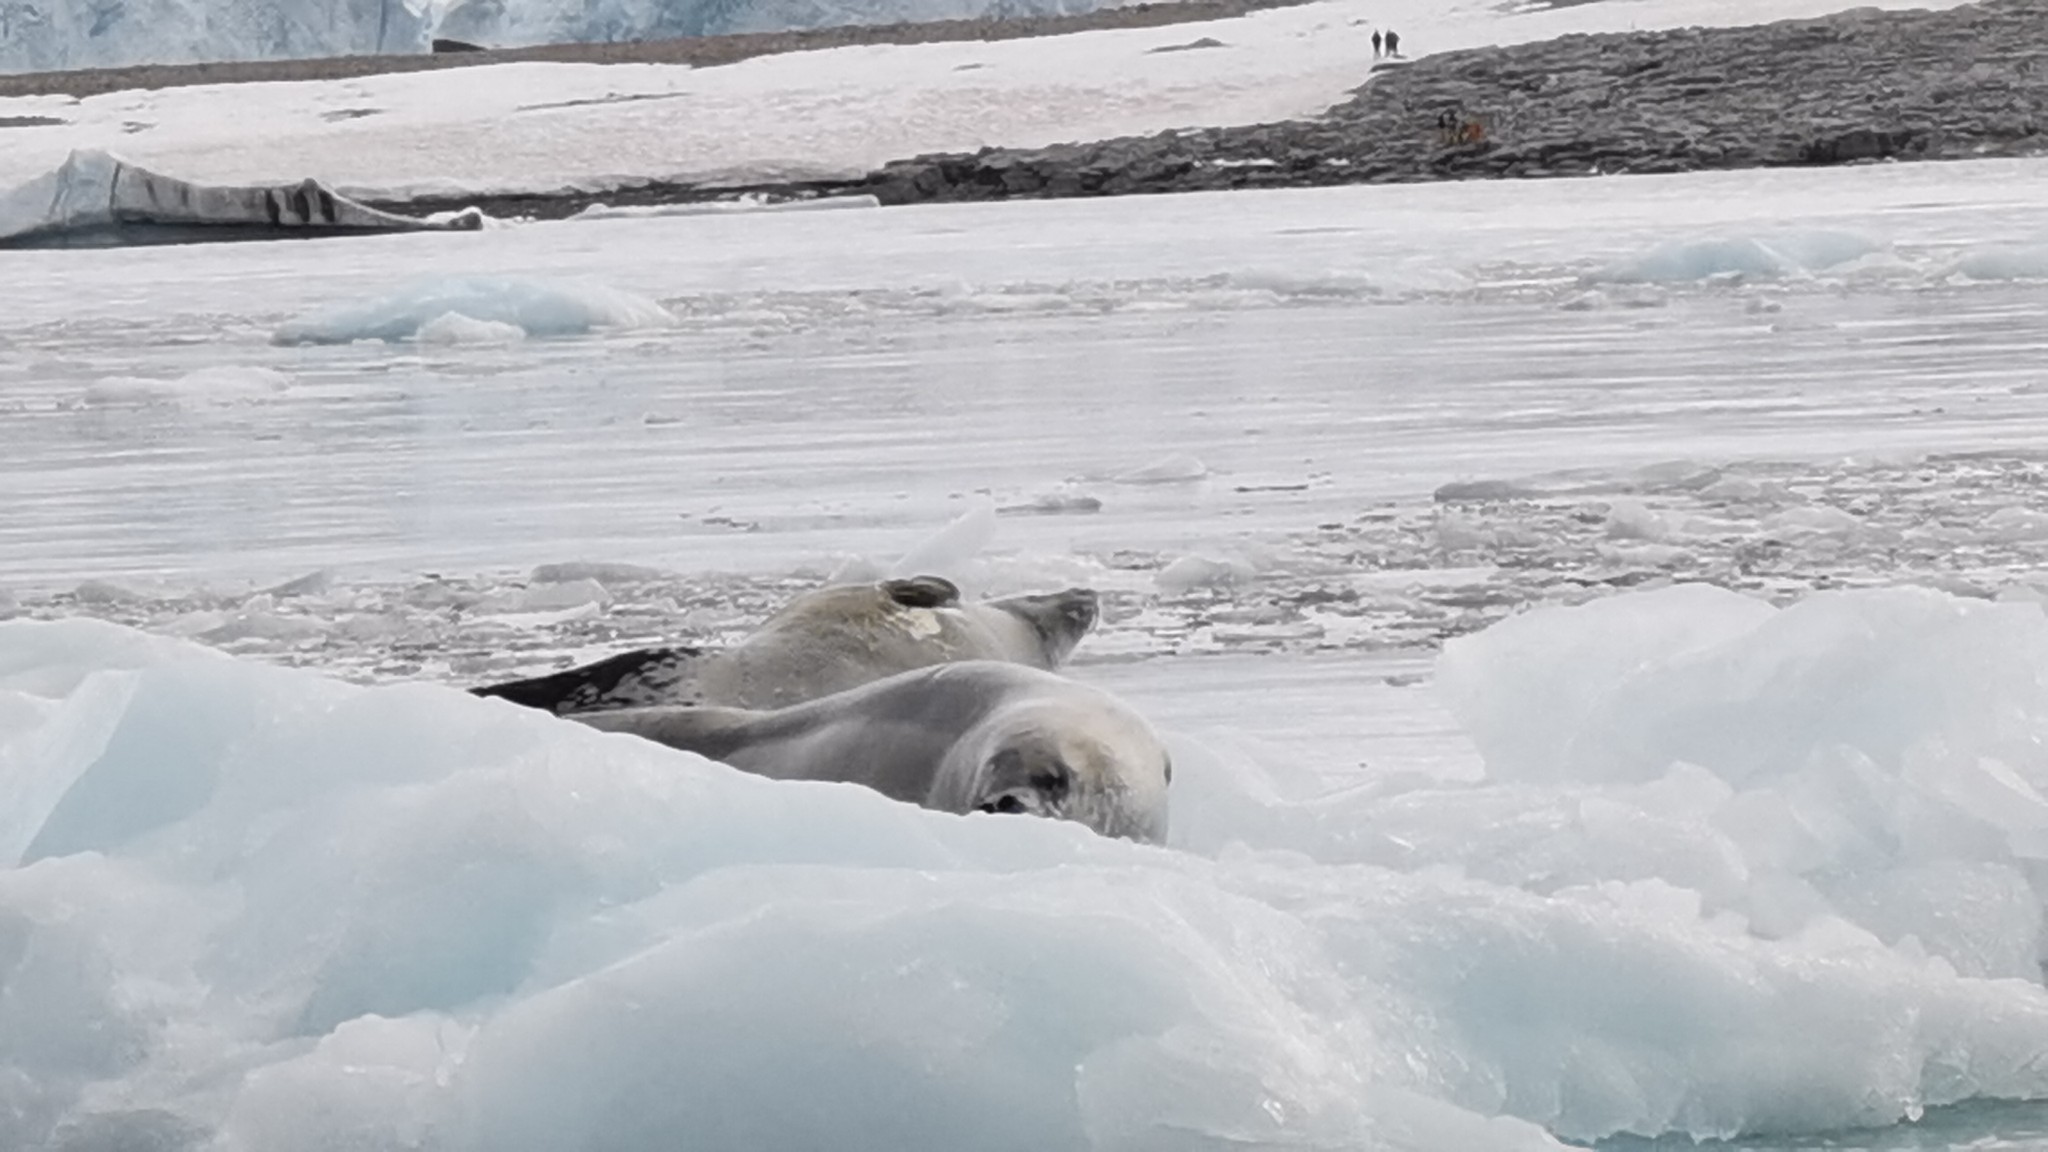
[471,646,708,714]
[881,576,960,609]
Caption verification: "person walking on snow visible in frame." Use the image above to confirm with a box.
[1385,29,1401,56]
[1371,29,1382,57]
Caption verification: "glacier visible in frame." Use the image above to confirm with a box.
[434,0,1111,49]
[0,0,429,74]
[0,0,1114,73]
[10,586,2048,1148]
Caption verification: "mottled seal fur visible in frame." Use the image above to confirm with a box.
[472,576,1098,714]
[580,661,1171,843]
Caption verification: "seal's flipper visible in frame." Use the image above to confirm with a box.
[880,576,961,609]
[470,646,708,714]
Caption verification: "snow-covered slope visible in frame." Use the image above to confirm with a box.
[0,0,1976,201]
[433,0,1112,48]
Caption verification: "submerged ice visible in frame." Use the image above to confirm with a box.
[8,583,2048,1148]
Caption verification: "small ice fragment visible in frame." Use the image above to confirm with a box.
[530,562,665,585]
[1604,499,1670,542]
[890,501,997,581]
[73,579,144,604]
[997,493,1103,516]
[1155,554,1252,593]
[273,276,676,345]
[1113,454,1209,484]
[262,570,333,598]
[497,579,611,613]
[416,311,527,345]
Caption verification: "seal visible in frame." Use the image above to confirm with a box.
[578,661,1171,843]
[471,576,1098,714]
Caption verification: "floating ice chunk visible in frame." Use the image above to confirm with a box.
[1603,499,1670,542]
[1952,245,2048,281]
[261,569,333,598]
[200,610,327,644]
[1980,505,2048,542]
[81,365,291,406]
[574,195,882,221]
[217,1012,473,1152]
[888,500,997,584]
[1825,860,2042,979]
[1764,504,1863,540]
[997,491,1103,516]
[1436,583,1777,786]
[416,311,528,346]
[1434,509,1543,552]
[1592,230,1880,284]
[24,595,2048,1148]
[1114,454,1210,484]
[529,562,665,585]
[0,150,465,247]
[485,579,611,614]
[72,579,146,605]
[273,277,677,345]
[1434,478,1534,504]
[1156,554,1254,593]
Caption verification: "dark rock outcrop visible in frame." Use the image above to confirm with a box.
[862,0,2047,204]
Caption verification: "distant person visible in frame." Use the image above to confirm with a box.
[1372,29,1382,57]
[1385,29,1401,56]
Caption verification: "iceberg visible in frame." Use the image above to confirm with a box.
[0,150,481,250]
[1590,230,1882,283]
[11,585,2048,1147]
[271,275,677,344]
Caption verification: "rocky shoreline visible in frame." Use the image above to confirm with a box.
[864,0,2048,204]
[377,0,2047,220]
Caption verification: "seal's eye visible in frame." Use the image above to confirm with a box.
[1029,763,1071,803]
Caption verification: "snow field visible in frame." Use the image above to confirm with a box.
[0,0,1978,198]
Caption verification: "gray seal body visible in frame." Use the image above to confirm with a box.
[579,661,1171,844]
[472,576,1098,714]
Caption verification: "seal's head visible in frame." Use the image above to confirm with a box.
[964,697,1169,843]
[982,587,1100,668]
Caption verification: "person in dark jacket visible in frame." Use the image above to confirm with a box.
[1372,29,1382,57]
[1385,29,1401,56]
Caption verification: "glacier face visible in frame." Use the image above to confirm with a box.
[0,0,431,73]
[433,0,1105,47]
[0,0,1107,74]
